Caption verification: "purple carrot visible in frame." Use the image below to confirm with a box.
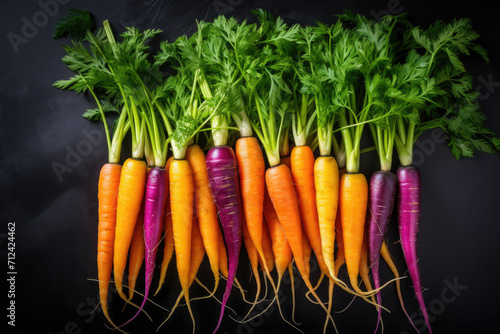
[119,167,167,327]
[206,145,243,334]
[367,170,397,333]
[398,166,432,334]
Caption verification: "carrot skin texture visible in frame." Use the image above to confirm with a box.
[339,172,368,289]
[114,158,147,301]
[367,170,397,333]
[206,146,242,334]
[97,163,121,328]
[314,156,339,278]
[236,137,266,260]
[143,168,168,290]
[397,166,432,334]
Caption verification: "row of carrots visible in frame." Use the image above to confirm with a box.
[53,9,499,334]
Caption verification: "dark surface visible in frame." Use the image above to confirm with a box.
[1,0,500,333]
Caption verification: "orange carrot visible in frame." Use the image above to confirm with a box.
[236,137,266,269]
[185,145,221,294]
[266,164,334,326]
[339,172,372,297]
[97,163,121,329]
[114,158,147,303]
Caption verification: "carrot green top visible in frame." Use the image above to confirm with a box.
[393,17,498,165]
[242,10,299,167]
[54,9,500,168]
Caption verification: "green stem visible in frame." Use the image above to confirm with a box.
[109,109,129,164]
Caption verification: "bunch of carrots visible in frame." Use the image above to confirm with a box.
[53,9,499,334]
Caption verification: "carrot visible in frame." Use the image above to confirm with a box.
[206,145,244,333]
[266,164,335,327]
[127,202,145,300]
[120,164,169,327]
[236,136,269,276]
[264,188,292,283]
[155,157,174,295]
[113,158,147,304]
[169,158,196,334]
[185,144,221,295]
[126,164,150,301]
[397,166,432,333]
[339,172,367,292]
[339,172,384,306]
[314,155,339,278]
[97,163,122,329]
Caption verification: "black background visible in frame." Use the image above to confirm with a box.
[1,0,500,333]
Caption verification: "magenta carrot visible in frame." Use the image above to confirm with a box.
[397,166,432,334]
[367,170,397,332]
[119,167,168,327]
[206,145,243,334]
